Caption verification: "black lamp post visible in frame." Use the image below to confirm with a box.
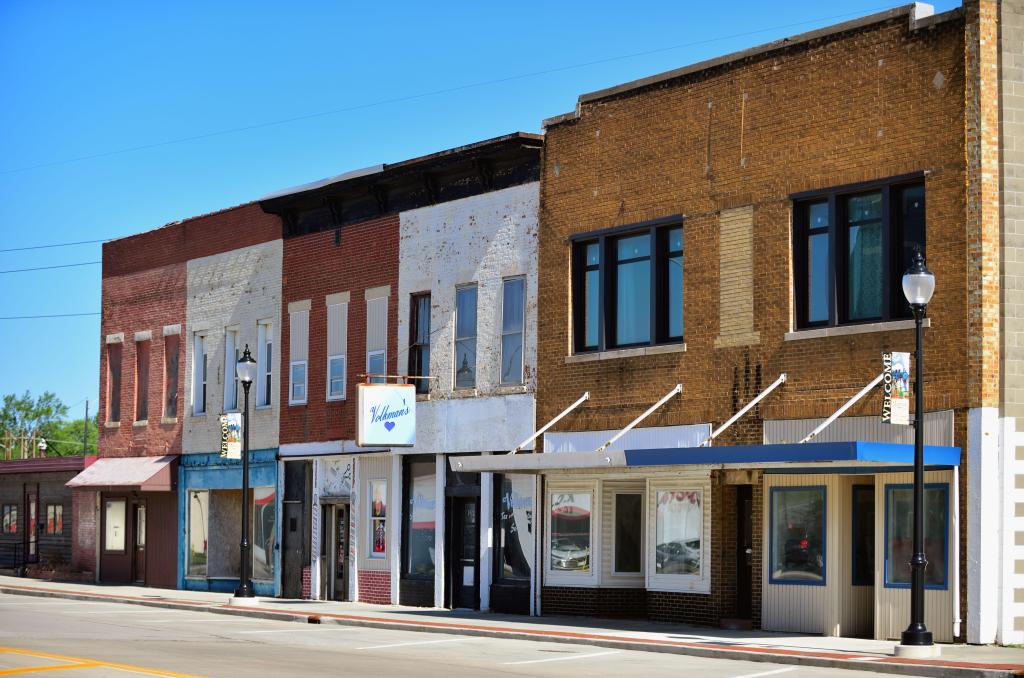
[900,249,936,649]
[235,345,258,599]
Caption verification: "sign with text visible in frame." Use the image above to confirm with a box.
[357,383,416,447]
[881,352,911,426]
[219,413,242,459]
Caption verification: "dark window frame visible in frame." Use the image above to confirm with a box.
[768,485,827,587]
[107,343,122,424]
[571,215,684,353]
[1,504,17,534]
[408,293,431,394]
[401,456,436,581]
[792,172,926,330]
[45,503,63,536]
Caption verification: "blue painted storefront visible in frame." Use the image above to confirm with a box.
[178,449,281,597]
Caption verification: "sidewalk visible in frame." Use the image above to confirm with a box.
[1,575,1022,677]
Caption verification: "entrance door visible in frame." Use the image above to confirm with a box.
[332,504,349,601]
[282,501,305,598]
[24,486,38,564]
[133,502,146,584]
[448,497,479,610]
[735,485,753,619]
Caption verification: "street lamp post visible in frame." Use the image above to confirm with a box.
[234,345,258,599]
[900,249,936,652]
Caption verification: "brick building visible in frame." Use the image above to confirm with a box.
[72,202,281,591]
[258,134,542,605]
[459,1,1024,646]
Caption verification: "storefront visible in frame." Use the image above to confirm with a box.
[453,438,961,641]
[178,449,280,596]
[66,455,179,588]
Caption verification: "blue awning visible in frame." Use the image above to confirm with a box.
[625,441,960,467]
[447,441,961,474]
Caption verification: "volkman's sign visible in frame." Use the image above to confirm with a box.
[357,383,416,447]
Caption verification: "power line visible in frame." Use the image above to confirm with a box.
[0,5,894,177]
[0,261,100,274]
[0,238,110,253]
[0,312,99,320]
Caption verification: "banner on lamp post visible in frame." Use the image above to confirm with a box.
[881,352,911,426]
[220,413,242,459]
[357,383,416,447]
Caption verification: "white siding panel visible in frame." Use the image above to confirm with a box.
[874,469,956,643]
[327,303,348,357]
[289,309,309,362]
[367,297,387,353]
[545,423,711,454]
[763,411,954,446]
[358,455,391,572]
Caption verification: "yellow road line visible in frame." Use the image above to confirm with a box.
[0,662,103,675]
[0,647,203,678]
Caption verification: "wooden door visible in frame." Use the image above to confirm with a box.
[133,502,146,584]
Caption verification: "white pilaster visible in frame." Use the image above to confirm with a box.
[480,456,493,611]
[390,454,402,605]
[1000,417,1024,645]
[434,454,446,608]
[967,407,1001,644]
[309,459,321,600]
[349,457,359,602]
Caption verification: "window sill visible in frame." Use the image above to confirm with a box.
[288,401,308,407]
[191,413,207,419]
[104,421,120,429]
[255,405,272,411]
[494,384,528,395]
[415,394,431,402]
[132,420,148,428]
[326,396,347,403]
[450,388,479,399]
[784,318,930,341]
[565,342,686,364]
[160,417,178,426]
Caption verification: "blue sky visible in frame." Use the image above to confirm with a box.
[0,0,961,421]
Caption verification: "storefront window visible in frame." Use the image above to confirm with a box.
[770,487,825,584]
[550,492,591,572]
[404,461,436,578]
[885,484,947,588]
[46,504,63,536]
[187,491,209,577]
[614,493,643,574]
[2,505,17,534]
[252,487,276,581]
[369,479,387,559]
[104,499,126,552]
[496,475,533,581]
[655,490,702,575]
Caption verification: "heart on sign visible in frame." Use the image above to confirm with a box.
[384,421,395,432]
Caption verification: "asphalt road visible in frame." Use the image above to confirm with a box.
[0,592,884,677]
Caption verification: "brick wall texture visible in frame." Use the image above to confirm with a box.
[280,215,399,445]
[358,569,391,605]
[536,10,974,629]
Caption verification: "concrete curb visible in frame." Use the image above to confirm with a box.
[1,585,1018,678]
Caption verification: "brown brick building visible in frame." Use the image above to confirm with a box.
[459,0,1021,646]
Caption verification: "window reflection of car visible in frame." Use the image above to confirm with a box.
[551,538,589,571]
[781,535,823,578]
[656,539,699,574]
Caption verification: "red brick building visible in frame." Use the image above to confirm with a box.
[72,203,280,589]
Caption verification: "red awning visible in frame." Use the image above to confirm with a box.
[66,455,177,492]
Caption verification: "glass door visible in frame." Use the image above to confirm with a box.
[133,502,146,584]
[333,505,349,601]
[24,486,38,564]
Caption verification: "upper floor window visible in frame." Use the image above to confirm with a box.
[256,321,272,408]
[288,307,309,406]
[500,278,525,385]
[107,342,122,424]
[326,297,348,401]
[454,284,478,389]
[135,339,150,422]
[408,293,431,394]
[572,218,683,353]
[223,329,239,411]
[793,175,925,329]
[164,334,179,419]
[192,333,208,415]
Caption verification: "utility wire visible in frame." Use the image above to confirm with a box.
[0,238,110,253]
[0,4,894,177]
[0,312,99,320]
[0,261,100,274]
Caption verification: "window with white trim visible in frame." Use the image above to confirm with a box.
[545,484,597,585]
[326,299,348,400]
[289,307,309,405]
[366,295,388,384]
[500,277,525,385]
[192,333,208,415]
[256,321,272,408]
[224,328,239,411]
[454,284,477,389]
[647,480,708,592]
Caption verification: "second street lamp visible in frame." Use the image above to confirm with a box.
[234,345,258,599]
[899,248,936,654]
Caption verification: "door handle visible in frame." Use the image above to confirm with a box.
[745,548,752,554]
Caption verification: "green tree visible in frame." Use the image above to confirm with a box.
[0,391,95,457]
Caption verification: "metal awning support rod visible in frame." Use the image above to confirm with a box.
[595,384,683,454]
[510,391,590,454]
[799,372,885,444]
[699,373,787,447]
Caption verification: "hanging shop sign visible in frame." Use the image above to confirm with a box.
[357,383,416,447]
[881,352,911,426]
[219,413,242,459]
